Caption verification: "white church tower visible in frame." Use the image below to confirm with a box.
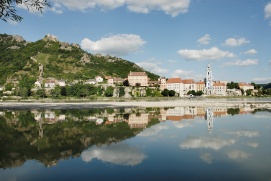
[205,63,213,95]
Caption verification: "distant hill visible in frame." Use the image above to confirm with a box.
[0,34,159,85]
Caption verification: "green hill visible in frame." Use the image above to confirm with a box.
[0,34,159,85]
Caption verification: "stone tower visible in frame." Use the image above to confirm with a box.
[205,63,213,95]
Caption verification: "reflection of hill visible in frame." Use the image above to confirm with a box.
[0,112,145,169]
[0,106,262,169]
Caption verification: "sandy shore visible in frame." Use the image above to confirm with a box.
[0,98,271,109]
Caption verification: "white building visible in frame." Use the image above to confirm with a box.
[159,77,167,90]
[44,80,56,88]
[166,78,184,97]
[128,71,148,87]
[238,82,254,94]
[213,82,227,96]
[182,79,196,96]
[57,80,66,87]
[34,80,42,88]
[205,64,213,95]
[85,79,96,85]
[95,76,104,83]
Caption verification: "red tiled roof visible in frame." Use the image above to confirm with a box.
[166,78,182,83]
[238,82,252,87]
[196,81,205,85]
[213,83,226,86]
[182,79,195,84]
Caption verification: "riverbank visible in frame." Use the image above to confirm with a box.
[0,97,270,109]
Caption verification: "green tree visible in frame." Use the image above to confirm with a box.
[20,87,28,98]
[241,89,244,96]
[227,82,240,89]
[50,86,61,98]
[18,76,35,97]
[169,90,176,97]
[96,86,103,96]
[187,90,196,95]
[135,83,141,87]
[196,91,204,96]
[146,88,152,97]
[161,89,169,97]
[0,0,51,22]
[37,88,46,98]
[105,86,114,97]
[123,79,129,86]
[246,89,253,96]
[60,87,67,96]
[5,83,13,91]
[119,87,125,97]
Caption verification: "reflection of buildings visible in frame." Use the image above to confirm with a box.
[0,106,257,134]
[205,108,214,134]
[162,106,228,134]
[128,113,149,128]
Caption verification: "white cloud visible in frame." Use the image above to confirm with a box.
[197,34,211,45]
[136,62,168,74]
[52,0,190,17]
[80,34,146,56]
[252,77,271,83]
[223,59,258,66]
[177,47,235,61]
[126,0,190,17]
[171,69,193,78]
[245,142,259,148]
[226,150,252,160]
[138,124,168,137]
[52,0,125,11]
[200,153,213,164]
[81,143,146,166]
[225,130,259,137]
[243,49,257,55]
[223,37,250,47]
[172,120,194,128]
[50,3,64,14]
[180,137,235,150]
[264,2,271,19]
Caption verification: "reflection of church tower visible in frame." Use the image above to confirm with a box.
[205,108,213,134]
[205,63,213,95]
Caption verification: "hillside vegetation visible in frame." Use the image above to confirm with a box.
[0,34,159,85]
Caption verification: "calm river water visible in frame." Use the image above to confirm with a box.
[0,106,270,181]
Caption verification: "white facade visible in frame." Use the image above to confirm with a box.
[128,72,148,87]
[45,80,55,88]
[166,78,184,97]
[182,79,196,96]
[57,80,66,87]
[85,79,96,85]
[95,76,104,83]
[205,64,213,95]
[213,82,227,96]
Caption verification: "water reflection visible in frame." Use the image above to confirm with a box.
[81,143,147,166]
[0,106,270,180]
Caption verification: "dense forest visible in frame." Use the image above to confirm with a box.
[0,33,159,85]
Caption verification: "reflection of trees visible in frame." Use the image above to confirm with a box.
[0,111,145,169]
[227,108,240,116]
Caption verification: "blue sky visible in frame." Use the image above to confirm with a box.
[1,0,271,83]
